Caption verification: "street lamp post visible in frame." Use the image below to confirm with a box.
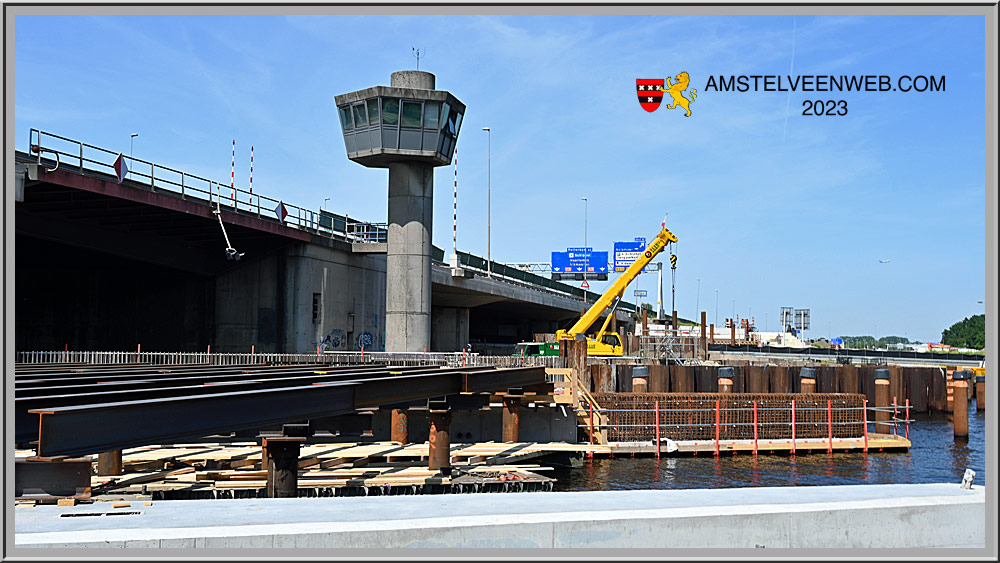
[130,133,138,179]
[323,197,329,211]
[695,277,701,317]
[482,127,491,277]
[581,196,588,303]
[714,289,719,328]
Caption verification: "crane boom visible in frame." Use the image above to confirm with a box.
[556,224,678,355]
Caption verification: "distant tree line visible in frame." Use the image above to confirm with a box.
[941,314,985,350]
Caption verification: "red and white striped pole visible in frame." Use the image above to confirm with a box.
[453,147,458,258]
[230,139,236,205]
[249,145,253,204]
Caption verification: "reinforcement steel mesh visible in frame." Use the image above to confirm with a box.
[591,393,865,442]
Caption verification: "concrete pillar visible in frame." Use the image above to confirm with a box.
[975,375,985,411]
[502,398,520,443]
[265,437,304,498]
[718,366,734,394]
[96,450,122,476]
[431,306,469,352]
[800,367,817,394]
[390,409,409,444]
[952,371,970,438]
[874,369,891,434]
[709,323,715,345]
[385,161,433,352]
[428,411,452,474]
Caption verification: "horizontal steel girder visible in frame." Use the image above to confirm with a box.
[30,366,546,457]
[15,365,463,443]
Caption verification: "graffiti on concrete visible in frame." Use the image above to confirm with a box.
[358,331,374,349]
[321,328,345,352]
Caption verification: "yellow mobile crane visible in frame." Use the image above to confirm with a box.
[555,223,679,356]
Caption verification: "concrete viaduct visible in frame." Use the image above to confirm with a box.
[13,142,636,354]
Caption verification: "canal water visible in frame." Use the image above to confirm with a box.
[550,400,988,491]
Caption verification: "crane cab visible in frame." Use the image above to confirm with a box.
[586,332,624,356]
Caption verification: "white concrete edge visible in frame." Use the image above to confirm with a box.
[15,486,986,546]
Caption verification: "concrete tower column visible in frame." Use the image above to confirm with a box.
[386,161,433,351]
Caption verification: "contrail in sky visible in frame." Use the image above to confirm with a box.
[782,16,797,142]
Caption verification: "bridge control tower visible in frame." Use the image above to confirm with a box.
[335,71,465,351]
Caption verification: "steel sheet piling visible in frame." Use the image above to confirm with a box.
[654,399,660,458]
[791,399,796,455]
[753,400,758,455]
[827,400,833,454]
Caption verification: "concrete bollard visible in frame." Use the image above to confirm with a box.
[428,410,453,474]
[502,397,520,443]
[800,367,817,394]
[874,369,891,434]
[390,409,409,444]
[952,371,970,438]
[717,366,734,394]
[975,375,985,411]
[96,450,123,476]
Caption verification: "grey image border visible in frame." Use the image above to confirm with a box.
[4,2,996,561]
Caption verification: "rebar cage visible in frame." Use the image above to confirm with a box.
[590,393,866,442]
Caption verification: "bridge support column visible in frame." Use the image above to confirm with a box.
[502,398,520,443]
[391,409,409,444]
[431,306,469,352]
[428,411,452,474]
[386,161,433,352]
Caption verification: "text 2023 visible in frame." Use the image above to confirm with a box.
[802,100,847,116]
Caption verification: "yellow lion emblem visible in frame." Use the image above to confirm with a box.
[660,72,698,117]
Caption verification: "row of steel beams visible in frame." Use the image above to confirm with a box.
[15,365,496,442]
[27,364,546,458]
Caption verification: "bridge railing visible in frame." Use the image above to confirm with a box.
[15,350,567,369]
[26,129,388,244]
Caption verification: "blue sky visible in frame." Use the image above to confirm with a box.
[13,14,988,343]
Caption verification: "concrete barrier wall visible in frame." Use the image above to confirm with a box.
[14,484,985,550]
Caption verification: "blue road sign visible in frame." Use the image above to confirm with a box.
[613,237,647,272]
[830,338,844,346]
[552,249,608,273]
[634,289,648,297]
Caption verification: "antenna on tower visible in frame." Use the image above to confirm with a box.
[412,47,424,70]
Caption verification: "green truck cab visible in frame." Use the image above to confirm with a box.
[513,341,560,357]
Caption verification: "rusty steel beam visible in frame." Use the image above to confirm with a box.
[15,365,452,443]
[30,366,546,458]
[15,459,93,499]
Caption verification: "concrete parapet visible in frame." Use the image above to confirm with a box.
[14,484,985,549]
